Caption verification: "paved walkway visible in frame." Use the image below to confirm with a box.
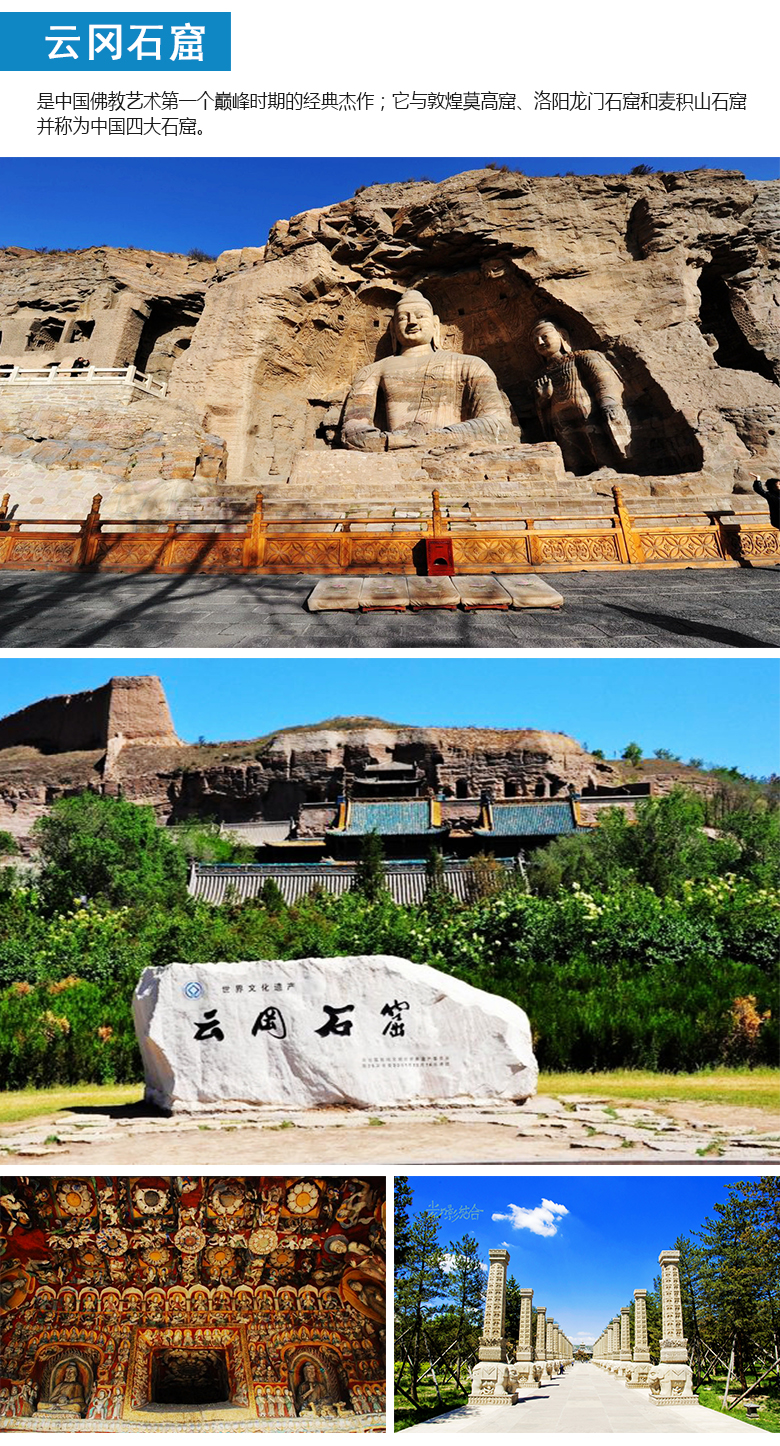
[0,568,778,648]
[403,1362,759,1434]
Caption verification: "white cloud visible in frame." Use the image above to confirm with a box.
[440,1252,487,1274]
[491,1198,569,1238]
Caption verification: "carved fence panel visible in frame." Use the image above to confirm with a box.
[0,488,777,577]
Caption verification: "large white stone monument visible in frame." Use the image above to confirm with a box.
[133,954,538,1112]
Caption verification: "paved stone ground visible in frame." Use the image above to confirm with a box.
[2,1095,778,1170]
[0,568,779,648]
[402,1361,759,1434]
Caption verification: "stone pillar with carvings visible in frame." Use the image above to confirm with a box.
[545,1319,555,1377]
[468,1250,515,1405]
[626,1289,652,1389]
[610,1317,621,1372]
[618,1306,632,1376]
[649,1251,697,1407]
[515,1289,537,1387]
[533,1306,547,1384]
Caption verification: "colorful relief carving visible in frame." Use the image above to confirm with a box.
[0,1178,385,1431]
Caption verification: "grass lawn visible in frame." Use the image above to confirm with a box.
[394,1373,469,1432]
[0,1083,142,1125]
[0,1070,777,1126]
[542,1068,780,1114]
[698,1376,780,1432]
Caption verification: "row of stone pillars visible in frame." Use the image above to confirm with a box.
[592,1250,697,1406]
[468,1250,574,1406]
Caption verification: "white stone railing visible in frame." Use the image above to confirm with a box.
[0,364,167,397]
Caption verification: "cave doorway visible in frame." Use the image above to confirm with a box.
[697,265,776,380]
[151,1349,229,1406]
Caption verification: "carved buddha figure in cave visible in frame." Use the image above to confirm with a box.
[39,1363,87,1416]
[531,319,632,474]
[295,1361,338,1417]
[341,291,513,451]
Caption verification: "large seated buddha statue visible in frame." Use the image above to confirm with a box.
[341,291,515,451]
[36,1363,87,1417]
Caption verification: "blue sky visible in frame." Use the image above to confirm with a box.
[1,658,778,775]
[1,158,776,254]
[404,1175,759,1344]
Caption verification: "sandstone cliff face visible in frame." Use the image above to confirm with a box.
[0,691,684,850]
[2,169,778,519]
[0,248,226,517]
[0,676,179,756]
[0,246,212,374]
[170,167,780,501]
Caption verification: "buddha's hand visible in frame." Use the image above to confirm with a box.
[534,376,553,401]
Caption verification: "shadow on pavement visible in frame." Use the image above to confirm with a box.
[603,604,776,648]
[65,1100,165,1120]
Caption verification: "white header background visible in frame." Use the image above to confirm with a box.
[0,0,776,157]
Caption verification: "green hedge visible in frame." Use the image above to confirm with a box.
[0,877,776,1084]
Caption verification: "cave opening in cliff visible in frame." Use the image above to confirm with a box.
[26,318,65,350]
[134,297,204,382]
[151,1349,229,1406]
[697,265,776,380]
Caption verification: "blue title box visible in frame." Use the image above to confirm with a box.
[0,13,230,70]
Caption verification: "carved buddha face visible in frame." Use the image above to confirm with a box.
[392,294,437,352]
[532,321,569,362]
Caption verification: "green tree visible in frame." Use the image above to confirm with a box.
[528,787,743,898]
[259,878,286,914]
[0,831,18,856]
[34,794,188,915]
[395,1176,414,1270]
[624,788,738,895]
[466,851,506,902]
[504,1274,522,1346]
[170,820,255,864]
[395,1208,444,1406]
[425,846,447,900]
[719,806,780,889]
[622,742,643,766]
[694,1179,780,1392]
[438,1235,487,1388]
[353,830,387,902]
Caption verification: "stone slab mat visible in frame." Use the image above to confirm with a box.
[453,576,512,608]
[407,576,460,608]
[499,575,564,608]
[359,577,410,610]
[306,577,363,611]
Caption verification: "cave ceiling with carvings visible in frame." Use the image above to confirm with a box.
[0,1178,385,1297]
